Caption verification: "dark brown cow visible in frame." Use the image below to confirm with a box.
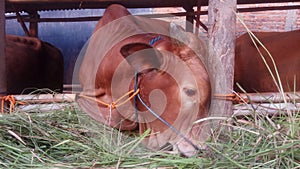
[6,35,64,94]
[78,4,211,157]
[235,30,300,92]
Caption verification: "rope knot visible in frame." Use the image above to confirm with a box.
[79,89,140,110]
[1,95,16,114]
[110,102,117,109]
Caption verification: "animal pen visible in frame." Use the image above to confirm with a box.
[1,0,299,115]
[0,0,300,167]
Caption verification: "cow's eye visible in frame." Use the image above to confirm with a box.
[183,88,196,96]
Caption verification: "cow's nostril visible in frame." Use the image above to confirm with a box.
[98,92,105,97]
[183,88,196,96]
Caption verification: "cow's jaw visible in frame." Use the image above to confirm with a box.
[133,68,207,157]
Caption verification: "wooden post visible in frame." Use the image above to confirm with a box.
[29,11,39,37]
[0,0,7,96]
[183,5,194,32]
[207,0,236,117]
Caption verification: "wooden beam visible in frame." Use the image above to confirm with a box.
[208,0,237,117]
[233,102,300,116]
[20,12,208,23]
[0,0,7,96]
[16,11,31,36]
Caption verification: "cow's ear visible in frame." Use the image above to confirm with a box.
[120,43,162,72]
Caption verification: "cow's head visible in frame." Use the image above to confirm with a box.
[77,13,211,156]
[118,32,211,157]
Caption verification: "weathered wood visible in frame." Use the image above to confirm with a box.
[0,94,77,113]
[208,0,236,117]
[195,0,208,34]
[16,11,31,36]
[233,102,300,116]
[183,5,194,32]
[2,91,298,114]
[15,103,77,112]
[8,92,300,105]
[13,93,77,103]
[29,11,39,37]
[21,12,208,22]
[238,92,300,103]
[0,0,7,96]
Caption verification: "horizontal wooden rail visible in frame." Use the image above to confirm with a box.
[0,92,299,114]
[236,92,300,103]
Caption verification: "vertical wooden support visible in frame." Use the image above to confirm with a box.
[29,11,39,37]
[184,5,194,32]
[195,1,202,35]
[0,0,7,96]
[195,0,208,34]
[207,0,236,117]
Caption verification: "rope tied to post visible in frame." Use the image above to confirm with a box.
[1,95,16,114]
[214,93,248,104]
[0,95,26,114]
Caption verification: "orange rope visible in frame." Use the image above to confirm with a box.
[1,95,27,114]
[1,95,16,114]
[214,93,248,104]
[78,89,140,109]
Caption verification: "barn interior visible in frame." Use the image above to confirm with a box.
[1,0,300,90]
[0,1,299,167]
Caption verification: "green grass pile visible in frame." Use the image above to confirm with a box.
[0,102,299,168]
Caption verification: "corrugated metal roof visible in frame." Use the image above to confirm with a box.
[5,0,300,13]
[5,0,197,13]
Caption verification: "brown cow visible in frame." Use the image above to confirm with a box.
[77,4,211,157]
[235,30,300,92]
[6,35,64,94]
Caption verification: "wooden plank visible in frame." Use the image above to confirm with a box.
[15,103,77,112]
[20,11,208,23]
[233,102,300,116]
[2,92,298,114]
[13,93,77,103]
[207,0,237,117]
[238,92,300,103]
[0,0,7,96]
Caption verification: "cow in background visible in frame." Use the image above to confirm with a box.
[6,35,64,94]
[235,30,300,92]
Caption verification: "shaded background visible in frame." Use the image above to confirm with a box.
[5,3,300,84]
[6,8,152,84]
